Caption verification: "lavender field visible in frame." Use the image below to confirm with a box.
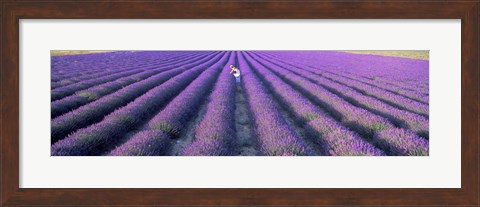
[51,51,429,156]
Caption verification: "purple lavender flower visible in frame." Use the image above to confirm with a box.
[109,130,171,156]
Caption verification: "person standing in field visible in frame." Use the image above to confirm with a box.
[229,65,241,83]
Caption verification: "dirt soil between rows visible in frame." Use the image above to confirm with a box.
[235,84,258,156]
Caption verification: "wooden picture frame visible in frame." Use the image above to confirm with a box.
[1,1,478,206]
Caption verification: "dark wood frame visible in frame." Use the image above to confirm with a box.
[1,1,478,206]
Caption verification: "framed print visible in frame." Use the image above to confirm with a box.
[1,1,479,206]
[47,49,429,157]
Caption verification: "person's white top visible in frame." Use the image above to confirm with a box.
[233,69,240,77]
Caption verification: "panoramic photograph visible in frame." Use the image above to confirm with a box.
[50,50,429,156]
